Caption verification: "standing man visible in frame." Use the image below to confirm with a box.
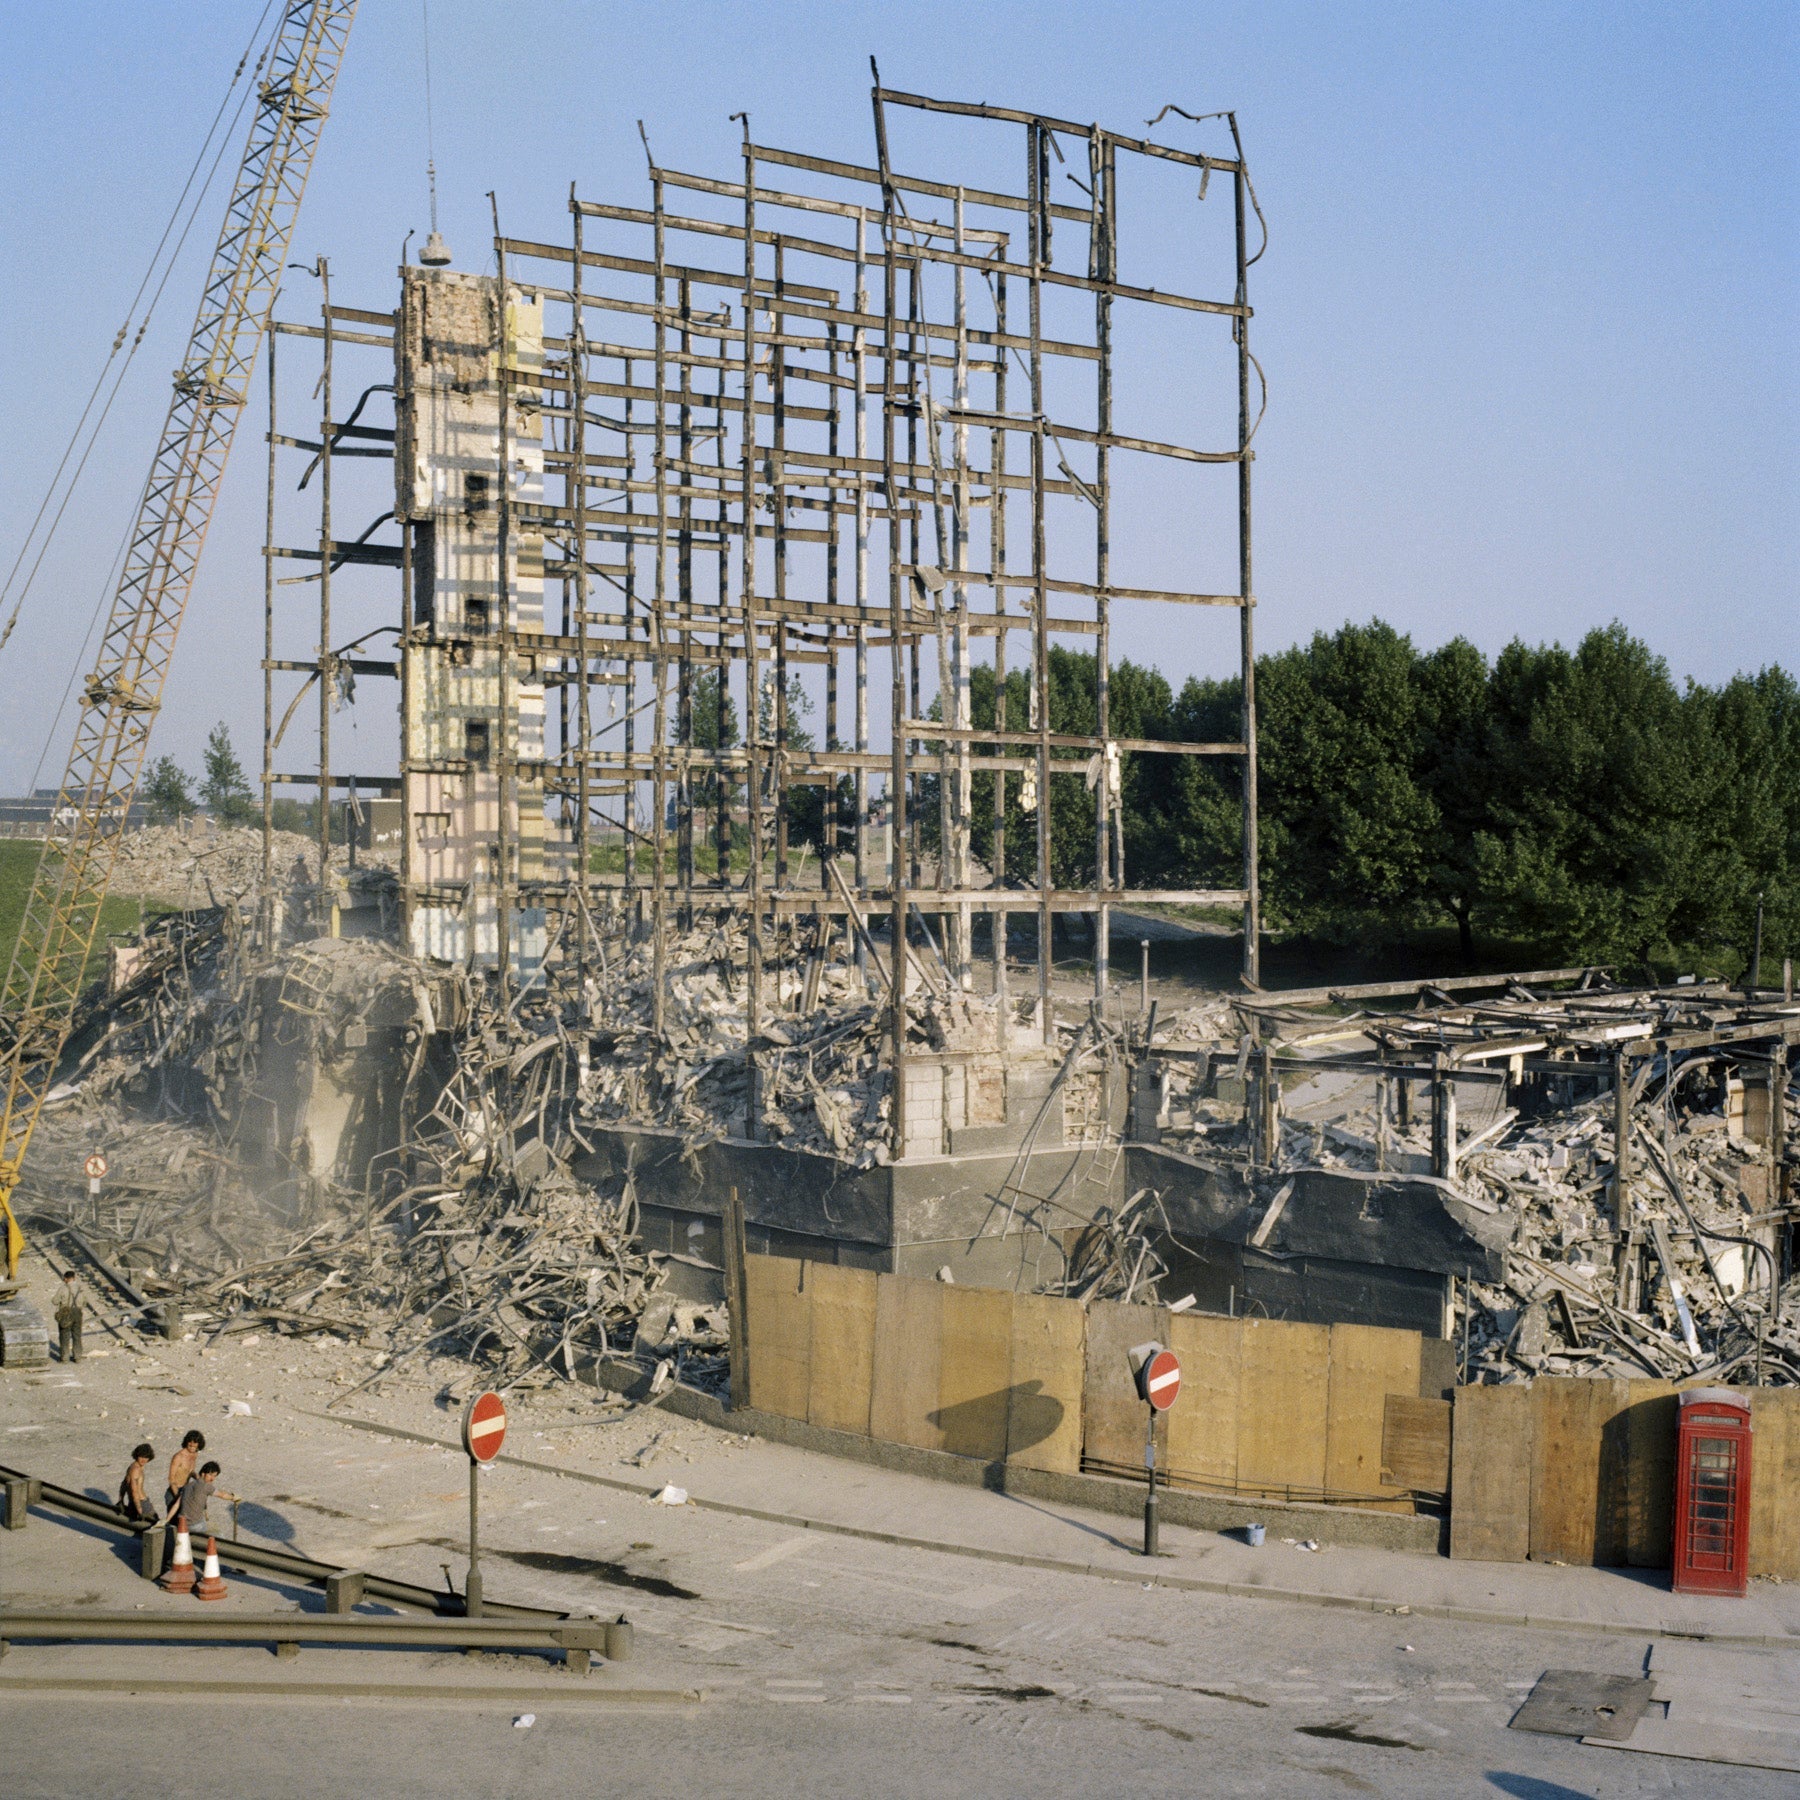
[53,1272,83,1363]
[117,1443,159,1524]
[166,1430,205,1517]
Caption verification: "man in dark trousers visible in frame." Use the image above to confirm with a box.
[166,1431,205,1517]
[118,1443,159,1524]
[53,1272,83,1363]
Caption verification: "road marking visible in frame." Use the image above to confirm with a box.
[766,1680,826,1704]
[734,1534,811,1573]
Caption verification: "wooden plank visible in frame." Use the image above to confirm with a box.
[1006,1292,1084,1475]
[1450,1382,1533,1561]
[1326,1323,1422,1509]
[1080,1300,1166,1475]
[1749,1388,1800,1579]
[1165,1313,1240,1492]
[805,1263,877,1438]
[1529,1377,1632,1565]
[868,1273,943,1452]
[1622,1380,1678,1568]
[936,1286,1014,1463]
[1382,1395,1451,1495]
[742,1253,811,1422]
[1236,1318,1330,1501]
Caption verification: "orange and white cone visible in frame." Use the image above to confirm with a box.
[160,1516,196,1593]
[194,1535,227,1602]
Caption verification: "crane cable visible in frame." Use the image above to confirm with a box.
[0,0,281,665]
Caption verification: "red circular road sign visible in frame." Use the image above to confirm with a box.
[461,1391,507,1463]
[83,1153,108,1181]
[1143,1349,1181,1412]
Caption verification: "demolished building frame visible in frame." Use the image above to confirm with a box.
[259,78,1263,1164]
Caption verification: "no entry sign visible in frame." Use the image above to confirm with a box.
[83,1153,108,1181]
[461,1390,507,1463]
[1142,1349,1181,1412]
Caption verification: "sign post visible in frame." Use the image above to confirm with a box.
[1127,1342,1181,1557]
[83,1152,107,1222]
[460,1390,507,1617]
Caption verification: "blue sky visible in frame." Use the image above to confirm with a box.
[0,1,1793,792]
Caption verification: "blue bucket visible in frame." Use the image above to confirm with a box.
[1245,1523,1265,1547]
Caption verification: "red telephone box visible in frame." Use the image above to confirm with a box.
[1671,1387,1752,1597]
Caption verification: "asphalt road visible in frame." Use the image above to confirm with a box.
[3,1306,1792,1796]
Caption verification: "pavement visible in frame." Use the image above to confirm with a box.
[5,1268,1800,1794]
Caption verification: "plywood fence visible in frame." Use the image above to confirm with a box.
[742,1255,1430,1507]
[1449,1378,1800,1578]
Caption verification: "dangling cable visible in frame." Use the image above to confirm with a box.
[0,0,280,660]
[423,0,441,238]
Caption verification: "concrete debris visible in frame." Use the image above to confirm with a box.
[107,822,393,912]
[1144,978,1796,1385]
[17,900,718,1402]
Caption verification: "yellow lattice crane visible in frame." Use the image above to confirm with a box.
[0,3,357,1358]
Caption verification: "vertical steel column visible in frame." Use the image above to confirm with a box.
[261,328,277,916]
[740,126,765,1111]
[316,263,334,905]
[1234,150,1260,987]
[649,172,671,1035]
[570,193,593,987]
[1090,128,1114,1005]
[677,271,695,927]
[990,270,1008,1005]
[950,187,972,990]
[492,228,515,996]
[1028,124,1054,1044]
[852,219,870,971]
[872,81,909,1155]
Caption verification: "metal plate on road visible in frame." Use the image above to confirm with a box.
[461,1390,507,1463]
[1510,1670,1653,1741]
[83,1153,107,1181]
[1145,1349,1181,1411]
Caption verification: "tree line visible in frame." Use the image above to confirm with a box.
[927,621,1796,976]
[143,623,1798,977]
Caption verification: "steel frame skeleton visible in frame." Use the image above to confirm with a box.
[263,80,1263,1161]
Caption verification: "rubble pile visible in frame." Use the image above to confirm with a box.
[108,823,323,909]
[18,905,696,1397]
[1453,1090,1793,1385]
[572,916,1078,1165]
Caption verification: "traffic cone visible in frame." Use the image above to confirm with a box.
[160,1516,196,1593]
[193,1536,228,1602]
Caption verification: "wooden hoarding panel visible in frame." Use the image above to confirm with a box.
[743,1253,811,1423]
[1007,1291,1085,1475]
[1382,1395,1451,1496]
[868,1273,944,1452]
[805,1263,878,1438]
[1450,1382,1532,1562]
[1326,1323,1422,1510]
[1165,1313,1241,1492]
[937,1285,1014,1463]
[1529,1377,1631,1565]
[1622,1380,1678,1568]
[1237,1318,1330,1500]
[1081,1300,1167,1475]
[1749,1388,1800,1580]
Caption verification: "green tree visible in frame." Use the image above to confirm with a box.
[1473,625,1700,966]
[1254,622,1438,945]
[200,722,256,826]
[1414,636,1493,961]
[140,755,196,826]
